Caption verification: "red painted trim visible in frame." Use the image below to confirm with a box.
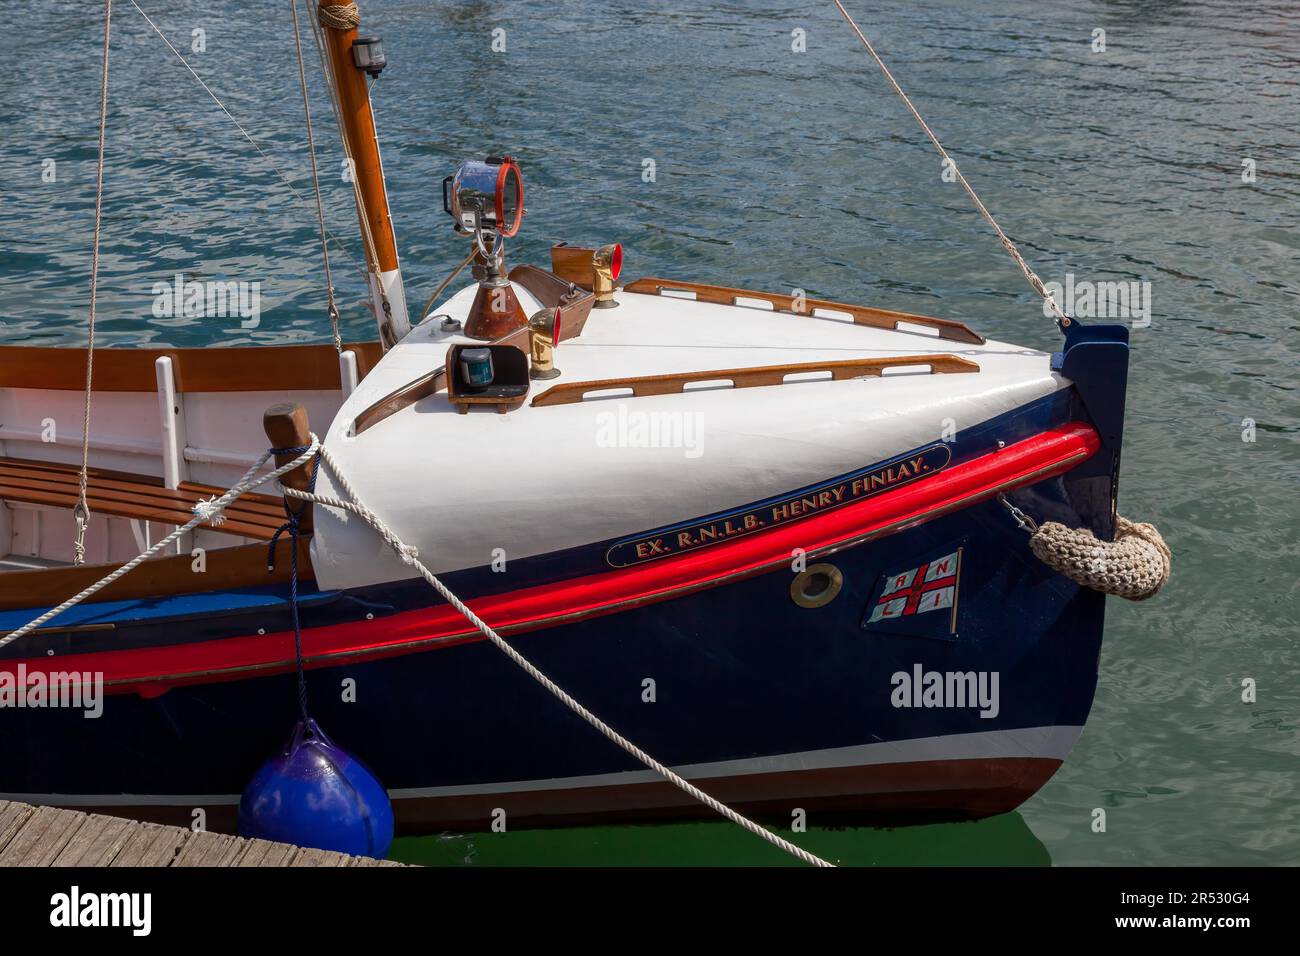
[5,424,1098,693]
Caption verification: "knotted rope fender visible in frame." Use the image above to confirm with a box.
[1001,497,1171,600]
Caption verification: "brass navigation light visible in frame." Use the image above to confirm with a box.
[592,243,622,309]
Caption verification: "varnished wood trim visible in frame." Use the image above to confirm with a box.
[351,326,530,436]
[531,354,979,407]
[0,536,311,611]
[549,244,596,290]
[0,342,383,393]
[508,264,594,341]
[623,278,985,344]
[0,457,284,539]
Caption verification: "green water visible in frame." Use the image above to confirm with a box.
[1,0,1296,865]
[390,814,1051,867]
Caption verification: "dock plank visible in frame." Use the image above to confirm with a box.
[109,821,189,868]
[0,801,37,855]
[0,802,408,867]
[232,838,297,868]
[0,806,87,866]
[172,830,244,867]
[52,813,135,867]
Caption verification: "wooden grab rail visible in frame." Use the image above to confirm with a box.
[530,354,979,407]
[622,277,985,345]
[0,457,285,540]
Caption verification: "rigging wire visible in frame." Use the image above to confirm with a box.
[126,0,366,287]
[73,0,114,566]
[289,0,343,352]
[830,0,1072,329]
[417,248,476,325]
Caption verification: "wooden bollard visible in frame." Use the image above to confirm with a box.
[263,402,314,533]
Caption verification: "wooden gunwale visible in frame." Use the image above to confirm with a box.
[0,342,382,393]
[622,277,985,344]
[531,354,980,407]
[0,537,311,612]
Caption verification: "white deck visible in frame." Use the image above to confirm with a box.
[310,282,1066,590]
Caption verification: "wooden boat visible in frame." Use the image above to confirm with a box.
[0,1,1136,833]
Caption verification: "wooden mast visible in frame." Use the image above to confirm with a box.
[317,0,410,348]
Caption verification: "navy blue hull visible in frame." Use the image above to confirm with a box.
[0,487,1103,827]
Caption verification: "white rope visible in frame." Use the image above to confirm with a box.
[74,0,114,566]
[831,0,1072,328]
[284,445,835,868]
[2,436,833,866]
[0,443,320,650]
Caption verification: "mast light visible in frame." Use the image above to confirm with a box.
[351,36,388,78]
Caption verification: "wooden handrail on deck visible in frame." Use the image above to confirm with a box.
[530,354,979,407]
[622,278,985,345]
[0,457,285,540]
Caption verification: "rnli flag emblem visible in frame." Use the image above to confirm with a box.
[862,547,962,639]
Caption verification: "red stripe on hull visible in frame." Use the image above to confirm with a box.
[6,423,1098,692]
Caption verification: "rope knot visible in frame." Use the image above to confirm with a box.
[318,2,361,30]
[192,495,226,527]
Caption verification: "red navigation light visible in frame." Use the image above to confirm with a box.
[610,243,623,283]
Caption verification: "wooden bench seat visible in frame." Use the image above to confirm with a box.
[0,457,286,540]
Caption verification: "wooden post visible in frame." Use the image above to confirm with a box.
[263,402,314,533]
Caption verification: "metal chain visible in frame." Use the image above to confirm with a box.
[831,1,1072,329]
[997,494,1039,533]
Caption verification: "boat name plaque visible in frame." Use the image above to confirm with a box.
[605,443,953,568]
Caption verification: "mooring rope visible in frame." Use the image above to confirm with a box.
[831,0,1072,329]
[0,444,320,650]
[1,438,833,867]
[280,442,834,867]
[72,0,114,567]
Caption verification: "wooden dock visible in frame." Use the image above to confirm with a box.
[0,800,407,867]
